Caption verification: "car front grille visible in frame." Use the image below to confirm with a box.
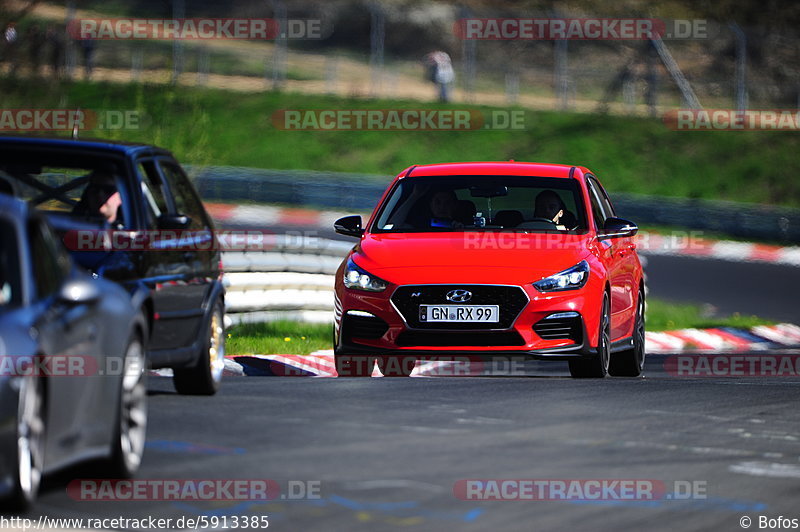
[396,330,526,347]
[391,285,528,330]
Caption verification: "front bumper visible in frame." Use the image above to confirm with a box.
[335,281,603,359]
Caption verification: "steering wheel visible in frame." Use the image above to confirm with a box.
[529,217,557,224]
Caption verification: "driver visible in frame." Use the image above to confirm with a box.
[74,172,123,226]
[534,190,565,225]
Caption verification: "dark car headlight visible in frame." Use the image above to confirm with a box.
[533,260,590,292]
[343,258,388,292]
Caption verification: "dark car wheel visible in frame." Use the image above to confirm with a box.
[108,333,148,477]
[335,355,375,377]
[569,293,610,378]
[609,291,646,377]
[1,373,46,511]
[377,356,416,377]
[174,300,225,395]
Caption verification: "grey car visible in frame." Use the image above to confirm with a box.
[0,193,148,511]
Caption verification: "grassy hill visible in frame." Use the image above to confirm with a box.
[3,77,800,207]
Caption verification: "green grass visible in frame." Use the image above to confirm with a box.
[227,320,332,356]
[223,300,774,356]
[3,77,800,207]
[645,298,774,332]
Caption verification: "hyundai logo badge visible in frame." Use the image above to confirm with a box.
[446,289,472,303]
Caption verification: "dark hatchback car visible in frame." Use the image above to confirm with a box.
[0,136,225,395]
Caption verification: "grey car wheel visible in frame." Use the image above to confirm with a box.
[2,373,46,511]
[109,334,147,477]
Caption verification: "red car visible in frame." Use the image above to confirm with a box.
[333,162,645,378]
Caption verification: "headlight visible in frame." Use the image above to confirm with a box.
[533,260,589,292]
[343,258,388,292]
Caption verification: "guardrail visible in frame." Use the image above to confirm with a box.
[191,165,800,243]
[222,235,352,324]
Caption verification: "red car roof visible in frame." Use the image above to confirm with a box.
[405,161,588,178]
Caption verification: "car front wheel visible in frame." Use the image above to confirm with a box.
[108,332,148,477]
[377,356,415,377]
[335,355,376,377]
[609,291,646,377]
[569,293,610,378]
[1,373,46,511]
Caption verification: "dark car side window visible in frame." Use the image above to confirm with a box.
[158,161,207,231]
[588,176,616,219]
[586,179,608,231]
[0,218,22,307]
[28,218,70,300]
[137,160,170,229]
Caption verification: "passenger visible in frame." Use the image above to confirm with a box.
[429,189,463,228]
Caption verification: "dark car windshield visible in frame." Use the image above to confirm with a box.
[372,175,587,234]
[0,217,22,308]
[0,149,126,227]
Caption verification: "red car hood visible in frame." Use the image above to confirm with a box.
[354,232,592,286]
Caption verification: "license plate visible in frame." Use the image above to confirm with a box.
[419,305,499,323]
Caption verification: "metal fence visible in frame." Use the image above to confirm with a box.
[6,2,800,113]
[222,234,350,324]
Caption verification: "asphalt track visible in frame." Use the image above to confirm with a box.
[14,223,800,531]
[24,357,800,531]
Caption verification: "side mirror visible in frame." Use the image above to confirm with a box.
[58,278,101,305]
[334,215,364,238]
[599,217,638,240]
[158,213,192,230]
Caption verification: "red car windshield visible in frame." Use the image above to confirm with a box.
[372,175,587,233]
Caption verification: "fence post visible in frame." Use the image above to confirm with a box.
[459,5,476,102]
[554,38,569,110]
[730,22,747,112]
[197,45,209,85]
[269,0,287,90]
[65,1,76,78]
[369,2,385,97]
[171,0,185,84]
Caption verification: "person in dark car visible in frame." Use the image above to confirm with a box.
[73,172,123,226]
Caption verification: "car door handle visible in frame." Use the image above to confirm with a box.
[182,251,196,261]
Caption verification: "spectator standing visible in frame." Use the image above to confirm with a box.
[3,22,19,76]
[46,24,64,79]
[79,36,95,79]
[26,23,43,76]
[423,50,455,103]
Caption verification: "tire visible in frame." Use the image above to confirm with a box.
[377,356,415,377]
[1,373,46,512]
[609,291,646,377]
[107,333,148,478]
[335,355,375,377]
[173,300,225,395]
[569,293,610,378]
